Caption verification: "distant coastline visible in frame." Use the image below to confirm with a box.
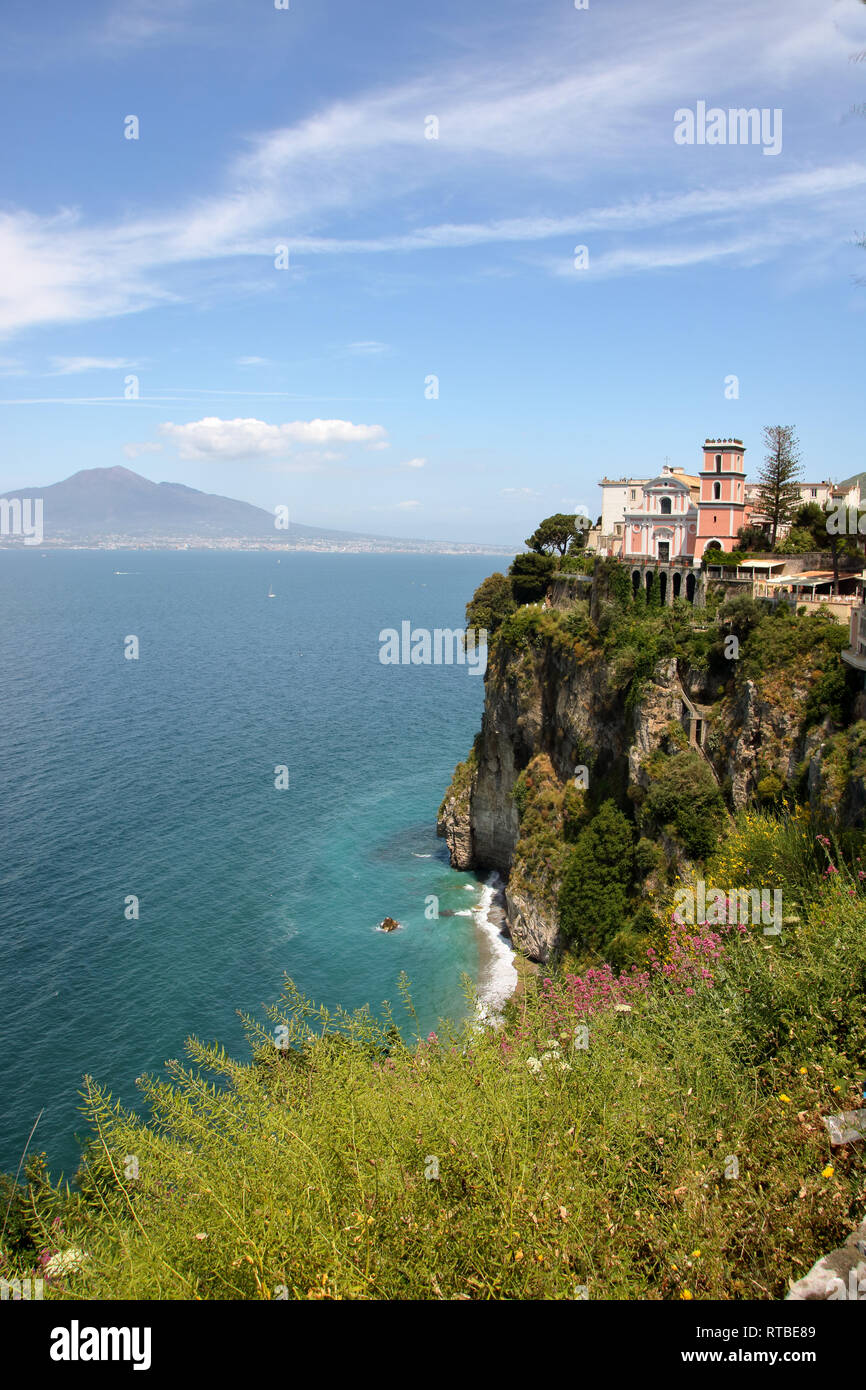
[0,537,518,556]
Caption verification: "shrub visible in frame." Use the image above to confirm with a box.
[643,752,726,861]
[558,800,634,953]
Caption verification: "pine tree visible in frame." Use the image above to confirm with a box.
[755,426,803,548]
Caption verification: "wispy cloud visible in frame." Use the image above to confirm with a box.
[0,0,862,337]
[346,340,389,355]
[123,441,164,459]
[50,355,139,374]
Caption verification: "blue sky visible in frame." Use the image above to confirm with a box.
[1,0,865,544]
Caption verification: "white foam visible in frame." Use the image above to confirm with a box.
[471,870,517,1019]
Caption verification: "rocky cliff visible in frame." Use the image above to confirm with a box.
[438,596,866,963]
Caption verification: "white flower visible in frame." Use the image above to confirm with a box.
[44,1248,89,1280]
[526,1056,543,1073]
[556,1061,572,1073]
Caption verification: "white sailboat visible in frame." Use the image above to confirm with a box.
[268,584,275,598]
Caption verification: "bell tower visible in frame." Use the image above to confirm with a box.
[695,437,747,559]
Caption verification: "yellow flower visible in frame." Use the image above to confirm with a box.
[779,1094,791,1104]
[832,1085,841,1093]
[692,1249,701,1258]
[680,1290,693,1300]
[799,1067,807,1074]
[822,1165,834,1179]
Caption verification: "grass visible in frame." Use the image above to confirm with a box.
[2,814,864,1301]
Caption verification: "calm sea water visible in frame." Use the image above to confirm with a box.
[0,550,513,1179]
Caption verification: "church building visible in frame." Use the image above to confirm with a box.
[622,438,747,563]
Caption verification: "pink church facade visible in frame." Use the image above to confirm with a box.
[623,439,747,564]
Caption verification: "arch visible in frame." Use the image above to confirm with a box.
[705,539,722,553]
[659,571,668,605]
[672,571,682,599]
[632,569,641,596]
[713,481,721,500]
[660,495,672,515]
[686,572,696,604]
[645,570,655,597]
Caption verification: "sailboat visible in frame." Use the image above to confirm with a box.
[268,584,275,598]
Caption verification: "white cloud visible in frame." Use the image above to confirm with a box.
[394,499,421,509]
[501,486,541,497]
[0,356,25,375]
[123,441,164,458]
[401,457,426,468]
[235,355,273,366]
[159,415,387,460]
[51,355,138,374]
[346,340,389,355]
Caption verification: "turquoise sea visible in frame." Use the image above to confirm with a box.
[0,550,514,1179]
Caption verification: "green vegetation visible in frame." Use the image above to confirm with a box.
[508,552,556,604]
[465,572,515,634]
[525,512,588,556]
[641,751,727,861]
[3,817,864,1301]
[558,799,634,953]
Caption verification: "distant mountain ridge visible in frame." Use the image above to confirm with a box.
[0,467,512,551]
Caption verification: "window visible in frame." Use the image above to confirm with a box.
[713,482,721,500]
[630,490,636,500]
[660,496,672,515]
[715,455,722,471]
[811,489,817,498]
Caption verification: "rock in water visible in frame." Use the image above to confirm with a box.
[378,917,401,932]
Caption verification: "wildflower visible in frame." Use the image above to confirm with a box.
[691,1249,701,1258]
[526,1057,542,1074]
[194,1233,208,1241]
[779,1094,791,1104]
[821,1165,834,1179]
[44,1248,89,1280]
[680,1290,693,1300]
[799,1067,807,1074]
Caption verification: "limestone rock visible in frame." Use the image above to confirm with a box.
[786,1219,866,1300]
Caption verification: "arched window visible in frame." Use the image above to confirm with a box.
[660,496,672,515]
[715,455,722,472]
[713,482,721,500]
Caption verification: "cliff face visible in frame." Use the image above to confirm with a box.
[438,622,863,963]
